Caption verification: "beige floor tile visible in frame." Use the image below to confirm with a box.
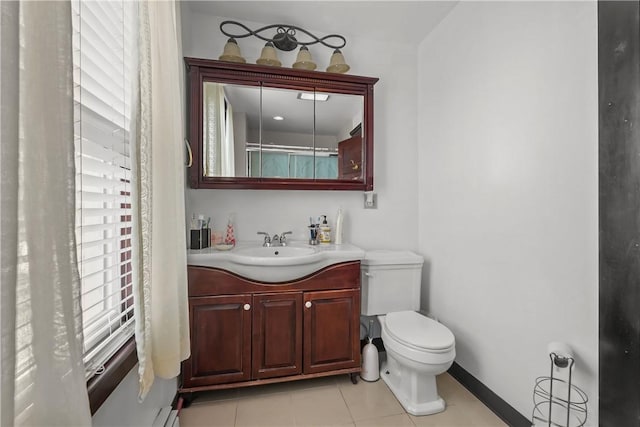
[436,374,479,406]
[235,393,296,427]
[409,404,477,427]
[178,374,505,427]
[292,386,354,426]
[237,376,338,399]
[334,374,361,387]
[462,402,508,426]
[340,379,405,421]
[355,414,414,427]
[179,400,237,427]
[191,388,240,405]
[409,401,508,427]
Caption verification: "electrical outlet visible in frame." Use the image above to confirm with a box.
[364,192,377,209]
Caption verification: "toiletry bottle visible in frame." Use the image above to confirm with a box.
[334,208,344,245]
[319,215,331,243]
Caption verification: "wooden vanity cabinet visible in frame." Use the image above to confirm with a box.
[181,261,361,392]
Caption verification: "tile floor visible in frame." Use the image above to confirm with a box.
[179,373,508,427]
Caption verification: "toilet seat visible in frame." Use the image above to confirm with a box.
[385,311,455,352]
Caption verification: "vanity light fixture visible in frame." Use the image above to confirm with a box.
[218,21,350,73]
[256,42,282,67]
[297,92,330,102]
[218,38,246,63]
[292,46,316,70]
[273,116,284,121]
[327,49,350,74]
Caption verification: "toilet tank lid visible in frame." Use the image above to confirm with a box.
[362,250,424,266]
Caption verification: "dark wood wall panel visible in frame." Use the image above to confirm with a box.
[599,1,640,425]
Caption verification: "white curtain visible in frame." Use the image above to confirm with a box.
[0,1,91,425]
[133,0,190,400]
[203,83,224,176]
[223,103,236,176]
[203,83,235,177]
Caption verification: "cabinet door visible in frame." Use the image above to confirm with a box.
[182,295,252,387]
[337,135,363,180]
[252,292,303,379]
[303,289,361,374]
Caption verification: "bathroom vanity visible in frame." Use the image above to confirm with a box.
[180,243,364,397]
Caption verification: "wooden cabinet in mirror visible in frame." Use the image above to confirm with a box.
[185,57,378,190]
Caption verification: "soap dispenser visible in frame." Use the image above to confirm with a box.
[319,215,331,244]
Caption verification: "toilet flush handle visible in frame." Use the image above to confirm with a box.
[364,272,375,277]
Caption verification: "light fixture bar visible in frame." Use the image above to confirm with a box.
[220,21,346,52]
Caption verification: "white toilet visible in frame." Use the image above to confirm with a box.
[361,250,456,416]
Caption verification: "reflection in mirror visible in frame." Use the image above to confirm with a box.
[314,91,363,180]
[203,82,260,178]
[202,82,364,180]
[259,87,314,179]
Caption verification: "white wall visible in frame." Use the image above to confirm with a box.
[92,366,177,427]
[182,8,420,251]
[417,1,598,423]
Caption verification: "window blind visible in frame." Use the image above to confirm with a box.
[72,0,137,378]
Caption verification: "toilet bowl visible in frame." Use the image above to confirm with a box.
[360,250,456,416]
[379,311,455,415]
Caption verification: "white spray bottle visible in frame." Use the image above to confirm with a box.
[360,319,379,381]
[335,208,344,245]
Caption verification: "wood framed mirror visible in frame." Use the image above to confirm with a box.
[185,57,378,190]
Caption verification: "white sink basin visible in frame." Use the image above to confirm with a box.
[187,242,365,283]
[234,246,317,259]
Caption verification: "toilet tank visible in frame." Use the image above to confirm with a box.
[361,250,424,316]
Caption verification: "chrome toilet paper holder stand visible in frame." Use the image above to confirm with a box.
[532,352,588,427]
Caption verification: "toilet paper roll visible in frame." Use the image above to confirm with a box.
[547,341,574,368]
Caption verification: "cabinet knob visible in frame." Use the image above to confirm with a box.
[244,304,251,311]
[305,301,312,308]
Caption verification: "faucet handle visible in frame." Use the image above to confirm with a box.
[280,231,293,246]
[257,231,271,246]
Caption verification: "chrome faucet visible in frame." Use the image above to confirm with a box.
[279,231,292,246]
[257,231,271,247]
[257,231,293,247]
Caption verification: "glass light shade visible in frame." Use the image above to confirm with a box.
[256,42,282,67]
[326,49,350,74]
[218,38,246,63]
[292,46,317,70]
